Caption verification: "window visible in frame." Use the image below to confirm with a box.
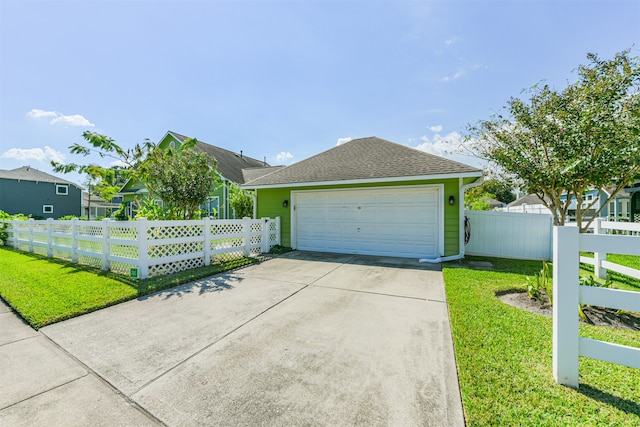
[56,184,69,195]
[43,205,53,214]
[203,196,219,218]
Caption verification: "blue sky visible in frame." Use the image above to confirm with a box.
[1,0,638,186]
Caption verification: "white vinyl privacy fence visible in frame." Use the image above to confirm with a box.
[464,210,553,260]
[2,217,280,279]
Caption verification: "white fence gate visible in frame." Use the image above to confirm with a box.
[2,217,280,279]
[553,226,640,388]
[464,210,553,260]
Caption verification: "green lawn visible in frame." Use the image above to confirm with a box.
[0,247,257,329]
[580,253,640,291]
[444,257,639,426]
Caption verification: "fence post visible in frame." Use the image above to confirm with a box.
[137,218,149,279]
[261,217,270,253]
[71,218,79,263]
[242,217,251,257]
[45,218,53,258]
[28,219,34,253]
[275,216,281,246]
[101,218,110,272]
[593,218,607,279]
[552,226,580,388]
[11,220,17,249]
[203,217,211,266]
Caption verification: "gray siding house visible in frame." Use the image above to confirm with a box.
[0,166,82,218]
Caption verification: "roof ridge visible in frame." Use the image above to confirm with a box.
[167,130,266,165]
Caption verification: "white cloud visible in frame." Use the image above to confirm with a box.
[412,132,485,169]
[414,132,464,157]
[26,109,95,127]
[441,69,465,82]
[1,146,65,163]
[276,151,294,164]
[429,125,443,132]
[336,137,352,146]
[444,37,458,46]
[26,109,58,119]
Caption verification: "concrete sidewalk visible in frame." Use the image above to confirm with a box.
[0,300,158,426]
[1,252,464,426]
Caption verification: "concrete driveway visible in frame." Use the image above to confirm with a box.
[3,251,464,426]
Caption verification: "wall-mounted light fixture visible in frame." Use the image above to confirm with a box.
[283,200,289,208]
[449,195,455,206]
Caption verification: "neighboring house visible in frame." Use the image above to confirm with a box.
[82,192,120,219]
[500,194,550,214]
[483,196,505,210]
[118,131,272,218]
[502,186,640,222]
[242,136,483,260]
[0,166,82,218]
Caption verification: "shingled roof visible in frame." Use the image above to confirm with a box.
[169,131,269,184]
[0,166,80,187]
[243,136,481,188]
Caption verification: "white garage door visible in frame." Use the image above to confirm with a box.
[294,186,441,258]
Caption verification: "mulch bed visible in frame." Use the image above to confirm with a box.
[497,290,640,331]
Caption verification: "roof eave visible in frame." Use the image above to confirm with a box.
[242,171,483,190]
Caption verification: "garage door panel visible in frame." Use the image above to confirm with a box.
[295,187,440,258]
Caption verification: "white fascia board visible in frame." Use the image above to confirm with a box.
[243,171,483,190]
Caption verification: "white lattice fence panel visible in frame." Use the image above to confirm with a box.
[108,224,138,240]
[147,223,204,241]
[111,244,138,259]
[269,220,278,245]
[78,254,102,269]
[52,222,72,234]
[110,260,137,276]
[78,224,104,238]
[77,239,102,254]
[149,258,205,277]
[32,246,47,256]
[53,248,72,261]
[148,241,204,259]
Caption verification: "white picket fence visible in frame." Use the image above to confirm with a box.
[2,217,280,279]
[464,210,554,260]
[553,226,640,388]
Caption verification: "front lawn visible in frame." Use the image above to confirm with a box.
[0,247,257,329]
[444,257,639,426]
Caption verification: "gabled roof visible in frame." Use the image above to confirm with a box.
[168,131,269,184]
[242,166,286,183]
[0,166,80,187]
[508,194,549,207]
[243,136,482,188]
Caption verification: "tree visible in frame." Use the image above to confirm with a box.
[136,141,219,219]
[52,131,154,215]
[466,50,640,232]
[464,187,496,211]
[53,132,219,220]
[228,185,254,218]
[480,178,516,204]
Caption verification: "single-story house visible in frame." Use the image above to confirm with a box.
[242,136,483,260]
[0,166,82,218]
[117,131,273,218]
[500,194,550,214]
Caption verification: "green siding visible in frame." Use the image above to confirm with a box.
[256,178,465,256]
